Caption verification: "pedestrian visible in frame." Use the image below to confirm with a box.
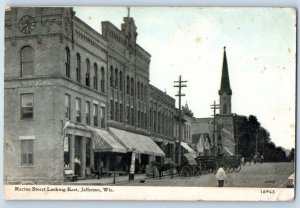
[129,148,136,181]
[241,157,245,166]
[260,155,264,164]
[216,164,227,187]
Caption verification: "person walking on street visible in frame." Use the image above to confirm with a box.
[216,164,227,187]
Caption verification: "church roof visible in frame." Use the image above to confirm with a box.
[219,47,232,95]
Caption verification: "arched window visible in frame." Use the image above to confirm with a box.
[223,104,227,114]
[76,53,81,83]
[119,71,123,91]
[137,81,140,99]
[115,68,118,89]
[21,46,34,77]
[101,67,105,93]
[65,47,70,78]
[110,66,113,87]
[86,59,90,87]
[126,76,130,95]
[93,63,98,90]
[130,78,134,96]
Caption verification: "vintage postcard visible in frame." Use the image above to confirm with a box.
[3,7,296,201]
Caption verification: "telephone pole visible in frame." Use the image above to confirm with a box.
[210,101,219,156]
[174,75,187,165]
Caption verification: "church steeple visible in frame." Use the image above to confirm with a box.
[219,46,232,115]
[219,46,232,95]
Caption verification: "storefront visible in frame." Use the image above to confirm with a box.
[109,127,165,173]
[63,123,165,178]
[181,142,197,158]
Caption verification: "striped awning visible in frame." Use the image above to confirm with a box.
[109,127,165,157]
[223,146,234,156]
[86,126,127,153]
[181,142,196,153]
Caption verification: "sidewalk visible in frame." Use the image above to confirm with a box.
[63,174,148,185]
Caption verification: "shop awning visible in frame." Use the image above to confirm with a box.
[181,142,196,154]
[86,126,127,153]
[109,127,165,157]
[223,146,234,156]
[183,153,198,165]
[152,137,163,143]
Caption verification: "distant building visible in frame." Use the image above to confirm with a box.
[192,133,211,157]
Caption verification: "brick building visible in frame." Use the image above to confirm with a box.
[4,7,179,184]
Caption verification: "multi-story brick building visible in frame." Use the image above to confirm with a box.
[149,84,177,161]
[4,7,177,184]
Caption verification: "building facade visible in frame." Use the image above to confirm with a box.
[149,84,177,162]
[4,7,177,184]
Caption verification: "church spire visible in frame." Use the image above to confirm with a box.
[219,46,232,95]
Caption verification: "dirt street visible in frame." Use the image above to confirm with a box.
[118,162,294,187]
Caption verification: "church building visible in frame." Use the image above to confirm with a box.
[192,47,236,157]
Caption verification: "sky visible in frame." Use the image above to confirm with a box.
[74,7,296,149]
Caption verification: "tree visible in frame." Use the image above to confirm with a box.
[234,114,288,162]
[288,148,295,162]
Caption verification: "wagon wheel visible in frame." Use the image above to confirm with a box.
[192,165,201,176]
[226,163,234,173]
[181,166,192,177]
[234,164,242,172]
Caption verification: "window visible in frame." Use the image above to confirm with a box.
[137,82,140,99]
[65,94,71,120]
[100,67,105,93]
[76,53,81,83]
[76,98,81,122]
[115,68,118,89]
[21,46,34,77]
[126,106,130,124]
[138,110,140,127]
[21,140,34,166]
[223,104,227,114]
[21,94,34,119]
[100,106,105,128]
[110,66,113,87]
[64,135,70,166]
[141,83,143,100]
[110,100,114,120]
[150,104,153,131]
[119,71,123,91]
[131,107,134,125]
[93,104,98,126]
[65,47,71,78]
[115,102,119,122]
[126,76,130,95]
[120,103,123,122]
[85,101,90,125]
[154,110,157,132]
[86,59,90,87]
[130,78,134,96]
[93,63,98,90]
[158,111,161,133]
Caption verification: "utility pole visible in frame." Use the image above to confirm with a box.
[210,101,219,156]
[174,75,187,166]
